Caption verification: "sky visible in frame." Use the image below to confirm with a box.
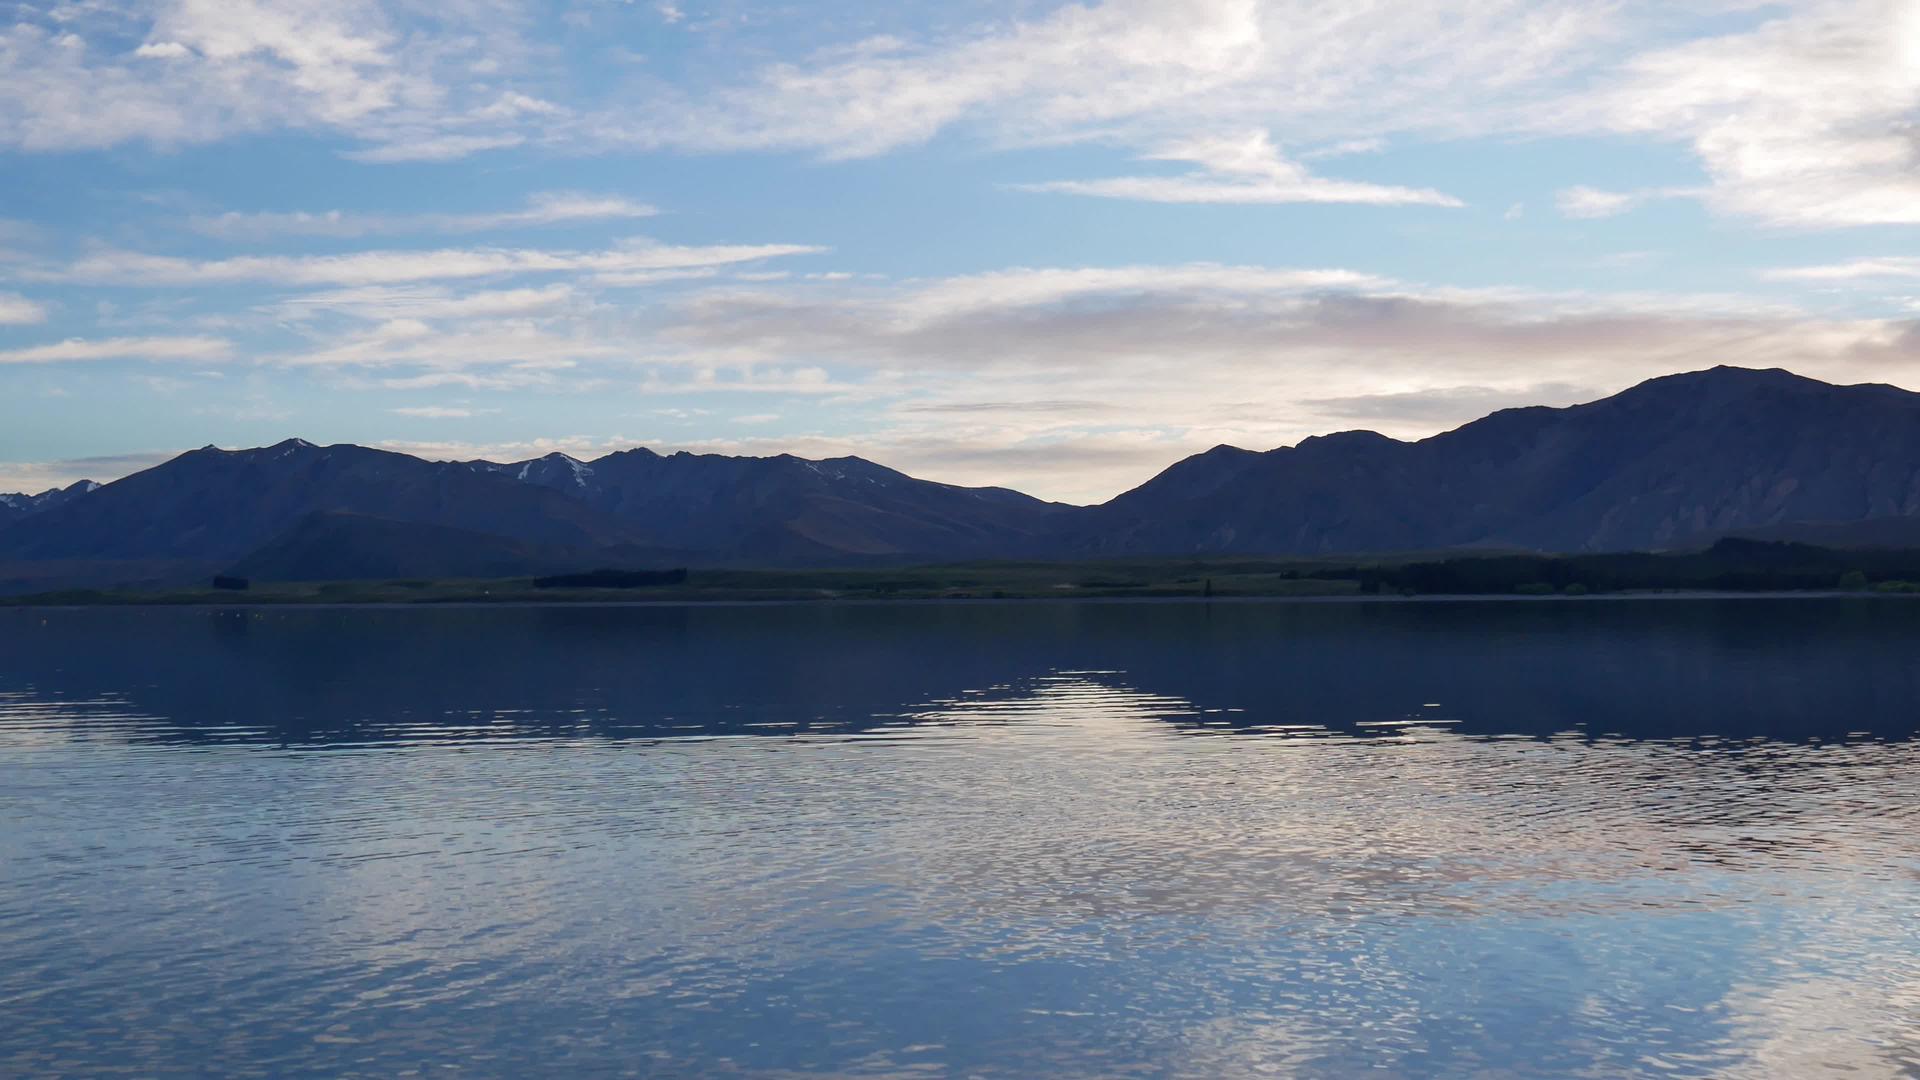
[1,0,1918,503]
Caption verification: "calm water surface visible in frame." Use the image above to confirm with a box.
[2,599,1918,1078]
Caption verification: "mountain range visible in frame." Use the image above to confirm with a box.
[4,366,1919,592]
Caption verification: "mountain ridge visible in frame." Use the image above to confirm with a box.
[4,365,1919,589]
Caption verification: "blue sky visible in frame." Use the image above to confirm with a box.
[2,0,1918,502]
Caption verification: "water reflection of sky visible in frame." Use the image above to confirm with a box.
[3,602,1919,1077]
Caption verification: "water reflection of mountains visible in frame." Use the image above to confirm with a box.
[3,599,1917,748]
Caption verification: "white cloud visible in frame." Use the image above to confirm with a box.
[0,3,437,151]
[1015,130,1463,207]
[1764,258,1920,282]
[471,91,562,121]
[272,284,581,320]
[190,192,658,239]
[133,41,191,59]
[5,1,1915,231]
[1555,184,1700,219]
[0,450,179,493]
[0,292,49,325]
[1300,137,1387,160]
[0,1,536,158]
[646,264,1920,500]
[37,239,823,288]
[608,0,1624,160]
[1591,1,1920,227]
[0,335,232,365]
[1556,186,1638,219]
[390,404,492,418]
[341,133,526,162]
[607,0,1915,229]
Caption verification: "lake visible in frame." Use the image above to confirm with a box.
[3,599,1918,1078]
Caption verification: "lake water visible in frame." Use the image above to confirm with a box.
[3,599,1918,1078]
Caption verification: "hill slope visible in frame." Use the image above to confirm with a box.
[222,512,637,582]
[0,480,100,528]
[0,441,640,564]
[1062,367,1920,555]
[472,448,1068,563]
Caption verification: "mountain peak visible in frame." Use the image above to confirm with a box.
[1625,366,1821,396]
[1296,429,1398,452]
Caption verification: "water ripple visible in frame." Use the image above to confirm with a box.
[3,602,1919,1077]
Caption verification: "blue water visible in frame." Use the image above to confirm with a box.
[2,599,1918,1078]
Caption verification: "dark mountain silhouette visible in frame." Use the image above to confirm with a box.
[0,439,1064,586]
[469,448,1068,563]
[0,440,642,564]
[4,366,1920,590]
[1065,367,1920,555]
[1720,516,1920,550]
[225,512,654,583]
[0,480,100,527]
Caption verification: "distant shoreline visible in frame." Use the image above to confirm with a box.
[9,538,1920,607]
[6,589,1915,610]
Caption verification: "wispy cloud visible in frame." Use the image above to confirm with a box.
[34,239,823,288]
[1764,258,1920,282]
[0,335,232,365]
[270,284,582,321]
[0,450,180,493]
[1555,184,1700,219]
[340,133,526,163]
[643,264,1920,500]
[390,405,494,419]
[0,292,48,325]
[1014,130,1462,207]
[190,193,659,240]
[1589,1,1920,227]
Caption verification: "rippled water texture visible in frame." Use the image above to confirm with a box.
[3,599,1919,1078]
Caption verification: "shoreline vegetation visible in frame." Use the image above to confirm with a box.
[9,539,1920,607]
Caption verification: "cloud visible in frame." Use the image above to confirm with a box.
[281,319,620,372]
[390,405,491,418]
[1590,1,1920,227]
[0,292,48,325]
[1014,130,1463,207]
[0,1,540,158]
[0,3,437,151]
[8,1,1913,231]
[1555,184,1700,219]
[340,133,526,163]
[1304,382,1601,423]
[608,0,1914,230]
[607,0,1624,162]
[646,264,1920,500]
[1764,258,1920,282]
[1555,186,1638,219]
[0,335,232,365]
[0,450,180,493]
[189,192,659,239]
[36,239,824,288]
[270,284,582,321]
[133,41,191,60]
